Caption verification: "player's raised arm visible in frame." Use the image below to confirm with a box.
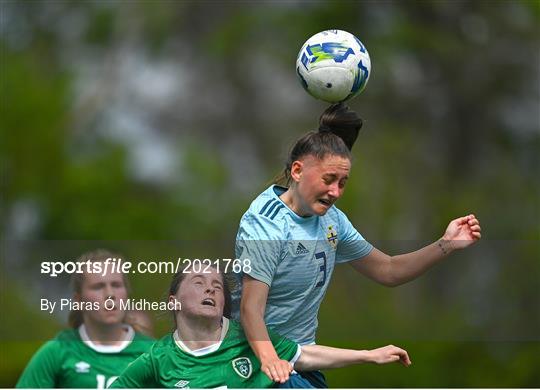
[241,275,293,384]
[295,344,411,371]
[350,215,482,287]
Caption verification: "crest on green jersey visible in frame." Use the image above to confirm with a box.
[232,357,252,379]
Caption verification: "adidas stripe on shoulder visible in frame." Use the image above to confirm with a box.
[258,199,285,221]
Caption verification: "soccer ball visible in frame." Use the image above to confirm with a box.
[296,30,371,103]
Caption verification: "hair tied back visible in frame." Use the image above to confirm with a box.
[318,103,363,151]
[318,123,332,133]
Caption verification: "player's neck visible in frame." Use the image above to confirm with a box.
[176,315,222,350]
[83,320,127,346]
[280,189,312,217]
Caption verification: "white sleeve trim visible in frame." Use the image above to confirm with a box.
[289,344,302,372]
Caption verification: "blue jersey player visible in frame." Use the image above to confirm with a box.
[234,103,482,388]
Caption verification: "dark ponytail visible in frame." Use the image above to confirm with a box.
[274,103,363,186]
[319,102,363,151]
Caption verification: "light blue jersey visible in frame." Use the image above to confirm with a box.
[233,185,373,345]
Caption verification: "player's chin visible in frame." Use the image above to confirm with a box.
[96,315,124,326]
[313,202,331,216]
[100,310,125,322]
[196,307,222,319]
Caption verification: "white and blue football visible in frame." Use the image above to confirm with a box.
[296,30,371,103]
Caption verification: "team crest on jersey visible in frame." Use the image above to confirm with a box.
[232,357,252,379]
[74,361,90,373]
[326,225,338,248]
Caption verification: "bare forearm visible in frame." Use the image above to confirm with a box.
[297,344,412,371]
[353,215,480,287]
[389,239,454,286]
[240,304,279,362]
[295,345,369,371]
[240,277,292,383]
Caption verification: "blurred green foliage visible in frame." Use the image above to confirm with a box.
[1,0,539,387]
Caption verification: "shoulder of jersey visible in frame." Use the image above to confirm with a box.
[45,329,80,354]
[131,332,155,353]
[146,333,174,358]
[133,331,155,343]
[327,205,341,219]
[221,320,247,347]
[226,320,243,337]
[250,191,287,222]
[55,328,79,342]
[157,333,175,349]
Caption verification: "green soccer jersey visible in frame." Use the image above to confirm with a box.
[16,325,154,389]
[110,318,300,389]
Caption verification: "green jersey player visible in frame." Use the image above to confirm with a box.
[110,267,411,388]
[16,250,154,389]
[16,326,153,389]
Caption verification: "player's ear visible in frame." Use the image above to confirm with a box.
[290,160,303,182]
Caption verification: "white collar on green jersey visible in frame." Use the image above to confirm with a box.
[79,324,135,353]
[173,317,229,357]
